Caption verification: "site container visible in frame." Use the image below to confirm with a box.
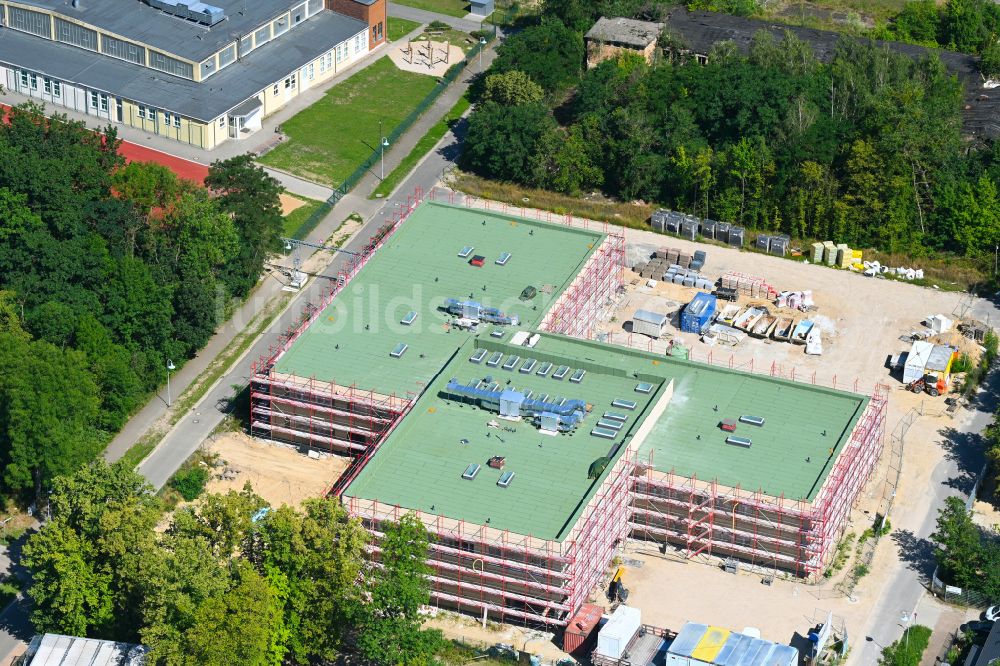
[681,292,717,334]
[564,604,603,655]
[633,309,668,338]
[596,606,641,659]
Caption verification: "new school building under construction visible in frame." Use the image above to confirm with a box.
[249,193,888,628]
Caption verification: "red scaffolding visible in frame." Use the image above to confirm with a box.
[344,444,636,627]
[629,385,888,577]
[540,233,626,339]
[249,189,425,453]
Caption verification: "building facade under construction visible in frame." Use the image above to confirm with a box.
[250,190,890,628]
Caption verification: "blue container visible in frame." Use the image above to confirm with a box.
[680,292,717,334]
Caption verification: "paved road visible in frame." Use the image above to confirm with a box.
[850,368,1000,665]
[134,46,495,489]
[104,30,497,468]
[387,1,486,32]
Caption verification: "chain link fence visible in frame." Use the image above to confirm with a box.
[836,407,915,598]
[288,29,497,241]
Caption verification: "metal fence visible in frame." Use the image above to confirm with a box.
[836,406,914,598]
[930,460,993,607]
[288,29,497,241]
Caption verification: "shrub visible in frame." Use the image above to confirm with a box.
[169,466,209,501]
[951,353,972,374]
[879,625,932,666]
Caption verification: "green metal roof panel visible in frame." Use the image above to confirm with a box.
[344,336,665,541]
[274,201,604,398]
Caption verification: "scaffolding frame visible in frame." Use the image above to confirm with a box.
[629,385,888,577]
[344,445,635,627]
[540,233,626,339]
[249,189,425,453]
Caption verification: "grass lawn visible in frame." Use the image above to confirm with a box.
[371,93,470,198]
[282,195,324,238]
[260,57,440,186]
[414,27,475,51]
[391,0,468,18]
[388,17,422,42]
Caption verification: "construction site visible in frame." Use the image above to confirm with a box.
[249,192,890,630]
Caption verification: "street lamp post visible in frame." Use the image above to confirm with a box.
[479,36,486,71]
[166,359,176,407]
[381,137,389,179]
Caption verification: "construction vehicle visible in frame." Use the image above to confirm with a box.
[608,566,629,603]
[906,374,945,397]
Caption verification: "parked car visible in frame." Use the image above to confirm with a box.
[984,606,1000,622]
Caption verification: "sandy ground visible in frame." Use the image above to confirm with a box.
[609,228,998,397]
[279,192,307,216]
[388,39,465,77]
[204,432,349,507]
[571,225,1000,648]
[424,611,569,661]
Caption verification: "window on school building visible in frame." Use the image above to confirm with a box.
[100,94,109,112]
[29,74,37,90]
[43,78,50,94]
[8,6,50,38]
[102,34,146,66]
[52,81,61,97]
[138,105,147,119]
[90,91,99,108]
[149,51,194,79]
[306,63,314,80]
[173,115,182,128]
[55,18,98,51]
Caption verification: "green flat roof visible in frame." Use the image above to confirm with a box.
[344,336,665,541]
[274,201,604,397]
[343,334,869,539]
[639,367,867,501]
[534,336,869,502]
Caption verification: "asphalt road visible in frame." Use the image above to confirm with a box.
[136,106,472,490]
[850,367,1000,664]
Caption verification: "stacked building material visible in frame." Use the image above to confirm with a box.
[811,242,825,263]
[769,235,790,256]
[823,241,837,266]
[836,244,852,268]
[720,271,778,299]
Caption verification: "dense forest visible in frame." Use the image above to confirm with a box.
[463,1,1000,265]
[22,461,445,665]
[0,104,283,499]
